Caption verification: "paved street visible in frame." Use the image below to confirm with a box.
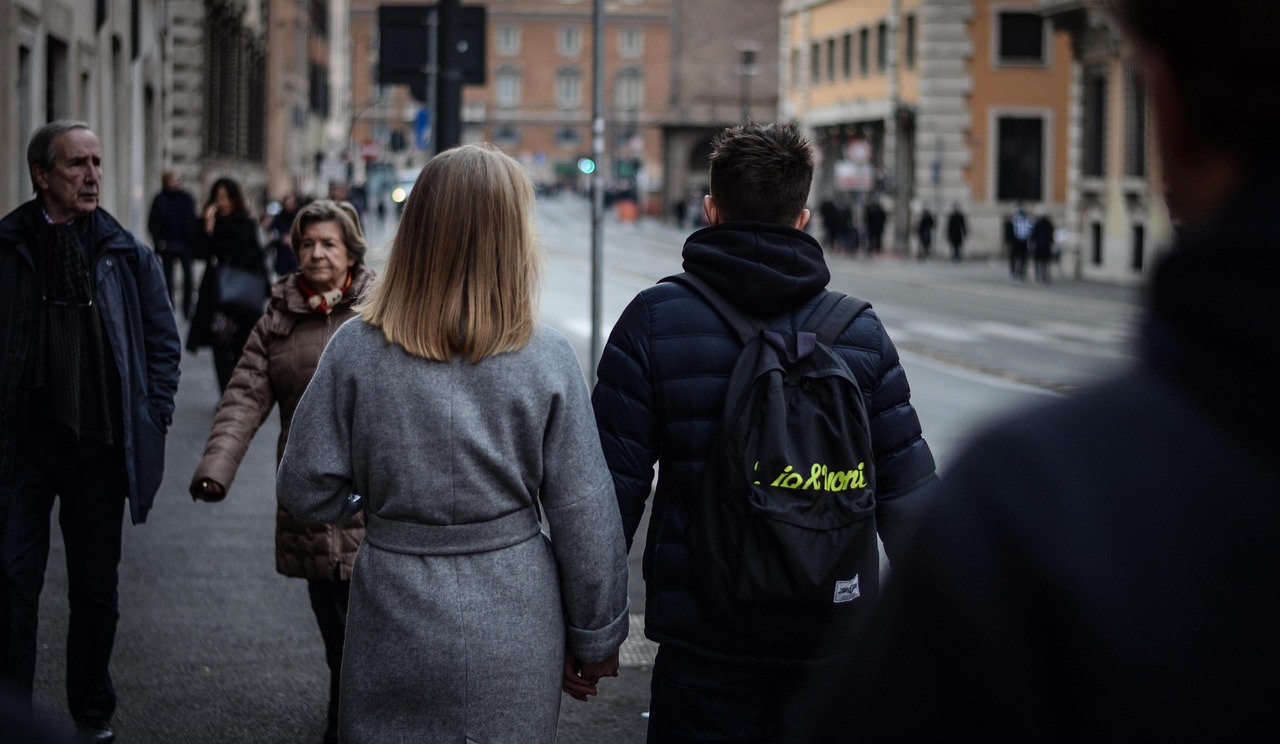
[28,196,1144,742]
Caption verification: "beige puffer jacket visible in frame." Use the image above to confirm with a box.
[192,265,374,581]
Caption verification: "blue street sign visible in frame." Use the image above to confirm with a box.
[415,109,432,150]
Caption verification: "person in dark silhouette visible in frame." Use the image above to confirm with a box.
[812,1,1280,739]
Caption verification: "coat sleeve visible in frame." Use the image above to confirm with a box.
[855,311,940,563]
[540,345,630,664]
[591,292,659,552]
[134,239,182,426]
[276,327,358,523]
[192,315,278,492]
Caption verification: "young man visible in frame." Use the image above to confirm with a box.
[0,121,181,743]
[592,122,938,742]
[835,1,1280,739]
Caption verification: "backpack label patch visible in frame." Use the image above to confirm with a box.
[759,461,869,493]
[833,575,861,603]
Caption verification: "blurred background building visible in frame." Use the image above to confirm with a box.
[0,0,1167,280]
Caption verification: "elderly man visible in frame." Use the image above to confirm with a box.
[0,121,180,743]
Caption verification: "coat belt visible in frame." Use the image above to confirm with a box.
[364,508,542,556]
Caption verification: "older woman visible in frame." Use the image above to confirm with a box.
[190,200,373,744]
[278,145,629,743]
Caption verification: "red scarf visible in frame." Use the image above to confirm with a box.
[298,272,352,315]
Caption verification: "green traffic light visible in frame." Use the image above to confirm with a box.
[577,158,596,174]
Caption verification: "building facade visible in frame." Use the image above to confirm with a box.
[0,0,170,234]
[463,0,672,211]
[1040,0,1169,283]
[783,0,1074,258]
[663,0,781,216]
[352,0,783,218]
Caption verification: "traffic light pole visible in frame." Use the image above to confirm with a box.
[589,0,605,385]
[436,0,462,151]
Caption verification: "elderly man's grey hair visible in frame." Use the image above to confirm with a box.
[27,120,93,192]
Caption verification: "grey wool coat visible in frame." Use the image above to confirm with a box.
[278,319,630,744]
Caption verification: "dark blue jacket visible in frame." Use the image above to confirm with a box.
[592,221,938,663]
[0,200,181,524]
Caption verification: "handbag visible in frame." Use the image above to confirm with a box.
[216,265,270,317]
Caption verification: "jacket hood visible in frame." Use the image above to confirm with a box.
[681,221,830,316]
[1141,176,1280,449]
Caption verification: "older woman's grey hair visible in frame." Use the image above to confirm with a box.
[290,199,368,265]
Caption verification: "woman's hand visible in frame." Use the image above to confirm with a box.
[579,652,621,685]
[191,477,227,502]
[562,652,598,702]
[203,205,217,235]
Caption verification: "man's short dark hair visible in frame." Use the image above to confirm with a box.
[27,120,92,194]
[1117,0,1280,169]
[708,122,813,225]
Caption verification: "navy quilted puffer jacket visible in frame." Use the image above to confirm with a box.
[592,221,939,663]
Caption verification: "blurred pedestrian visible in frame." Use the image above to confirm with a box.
[1031,208,1056,284]
[820,0,1280,739]
[946,203,967,262]
[191,200,373,744]
[1009,203,1033,281]
[277,144,630,742]
[266,193,301,276]
[593,122,937,742]
[917,208,935,260]
[187,177,269,394]
[147,170,198,318]
[0,120,181,744]
[864,197,887,254]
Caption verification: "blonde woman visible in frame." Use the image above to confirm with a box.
[278,144,629,743]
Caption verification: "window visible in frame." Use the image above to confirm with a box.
[859,28,869,75]
[554,127,582,148]
[842,33,852,79]
[46,36,69,122]
[826,38,836,81]
[1091,222,1103,265]
[619,27,643,58]
[996,116,1044,202]
[556,68,583,109]
[310,0,328,37]
[558,26,582,56]
[493,124,519,147]
[876,22,888,72]
[997,12,1045,65]
[1131,223,1145,271]
[1082,65,1107,177]
[615,68,643,110]
[905,14,916,69]
[810,42,820,83]
[496,67,520,108]
[1125,66,1147,177]
[792,47,801,86]
[497,26,520,56]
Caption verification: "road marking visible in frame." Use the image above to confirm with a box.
[898,321,982,342]
[971,321,1056,344]
[1037,320,1129,344]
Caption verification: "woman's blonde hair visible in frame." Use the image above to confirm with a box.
[359,143,541,362]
